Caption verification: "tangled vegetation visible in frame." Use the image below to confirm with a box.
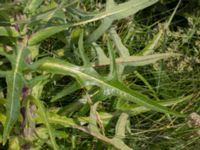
[0,0,200,149]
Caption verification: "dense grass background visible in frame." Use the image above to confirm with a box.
[0,0,200,149]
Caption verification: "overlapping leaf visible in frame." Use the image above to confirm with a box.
[29,25,68,46]
[30,57,185,117]
[48,111,132,150]
[139,0,181,55]
[87,0,158,42]
[28,0,158,46]
[29,96,58,150]
[0,26,19,37]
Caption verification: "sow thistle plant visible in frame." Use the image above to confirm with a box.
[0,0,196,149]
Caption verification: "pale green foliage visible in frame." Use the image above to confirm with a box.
[0,0,199,149]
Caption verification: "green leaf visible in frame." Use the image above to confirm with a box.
[45,111,113,127]
[51,81,80,102]
[86,0,158,42]
[48,113,132,150]
[109,28,130,57]
[111,138,132,150]
[30,58,185,117]
[114,113,129,140]
[92,43,109,66]
[3,47,29,144]
[58,98,87,115]
[29,96,59,150]
[89,102,101,134]
[3,72,23,144]
[107,37,118,80]
[139,30,163,55]
[94,52,181,67]
[134,71,159,100]
[28,75,50,89]
[0,112,6,125]
[48,113,79,127]
[22,0,78,25]
[117,95,193,116]
[0,26,19,37]
[78,30,90,66]
[29,25,69,46]
[87,18,112,43]
[25,0,43,13]
[9,136,20,150]
[109,28,130,77]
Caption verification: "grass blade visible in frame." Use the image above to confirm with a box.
[139,0,181,55]
[51,81,80,102]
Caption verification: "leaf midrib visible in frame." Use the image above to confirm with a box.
[9,49,22,122]
[4,48,23,141]
[73,0,158,26]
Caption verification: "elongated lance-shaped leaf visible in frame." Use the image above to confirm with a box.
[114,113,129,139]
[78,30,90,66]
[93,52,181,67]
[109,28,130,77]
[109,28,130,57]
[92,39,180,70]
[3,47,29,144]
[30,58,185,117]
[46,112,113,128]
[73,0,157,27]
[67,6,96,18]
[28,96,59,150]
[58,90,107,115]
[51,81,80,102]
[29,25,69,46]
[89,102,101,134]
[87,0,158,42]
[87,18,112,43]
[17,0,78,25]
[48,113,132,150]
[92,43,109,65]
[117,95,193,116]
[44,95,193,126]
[107,37,118,80]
